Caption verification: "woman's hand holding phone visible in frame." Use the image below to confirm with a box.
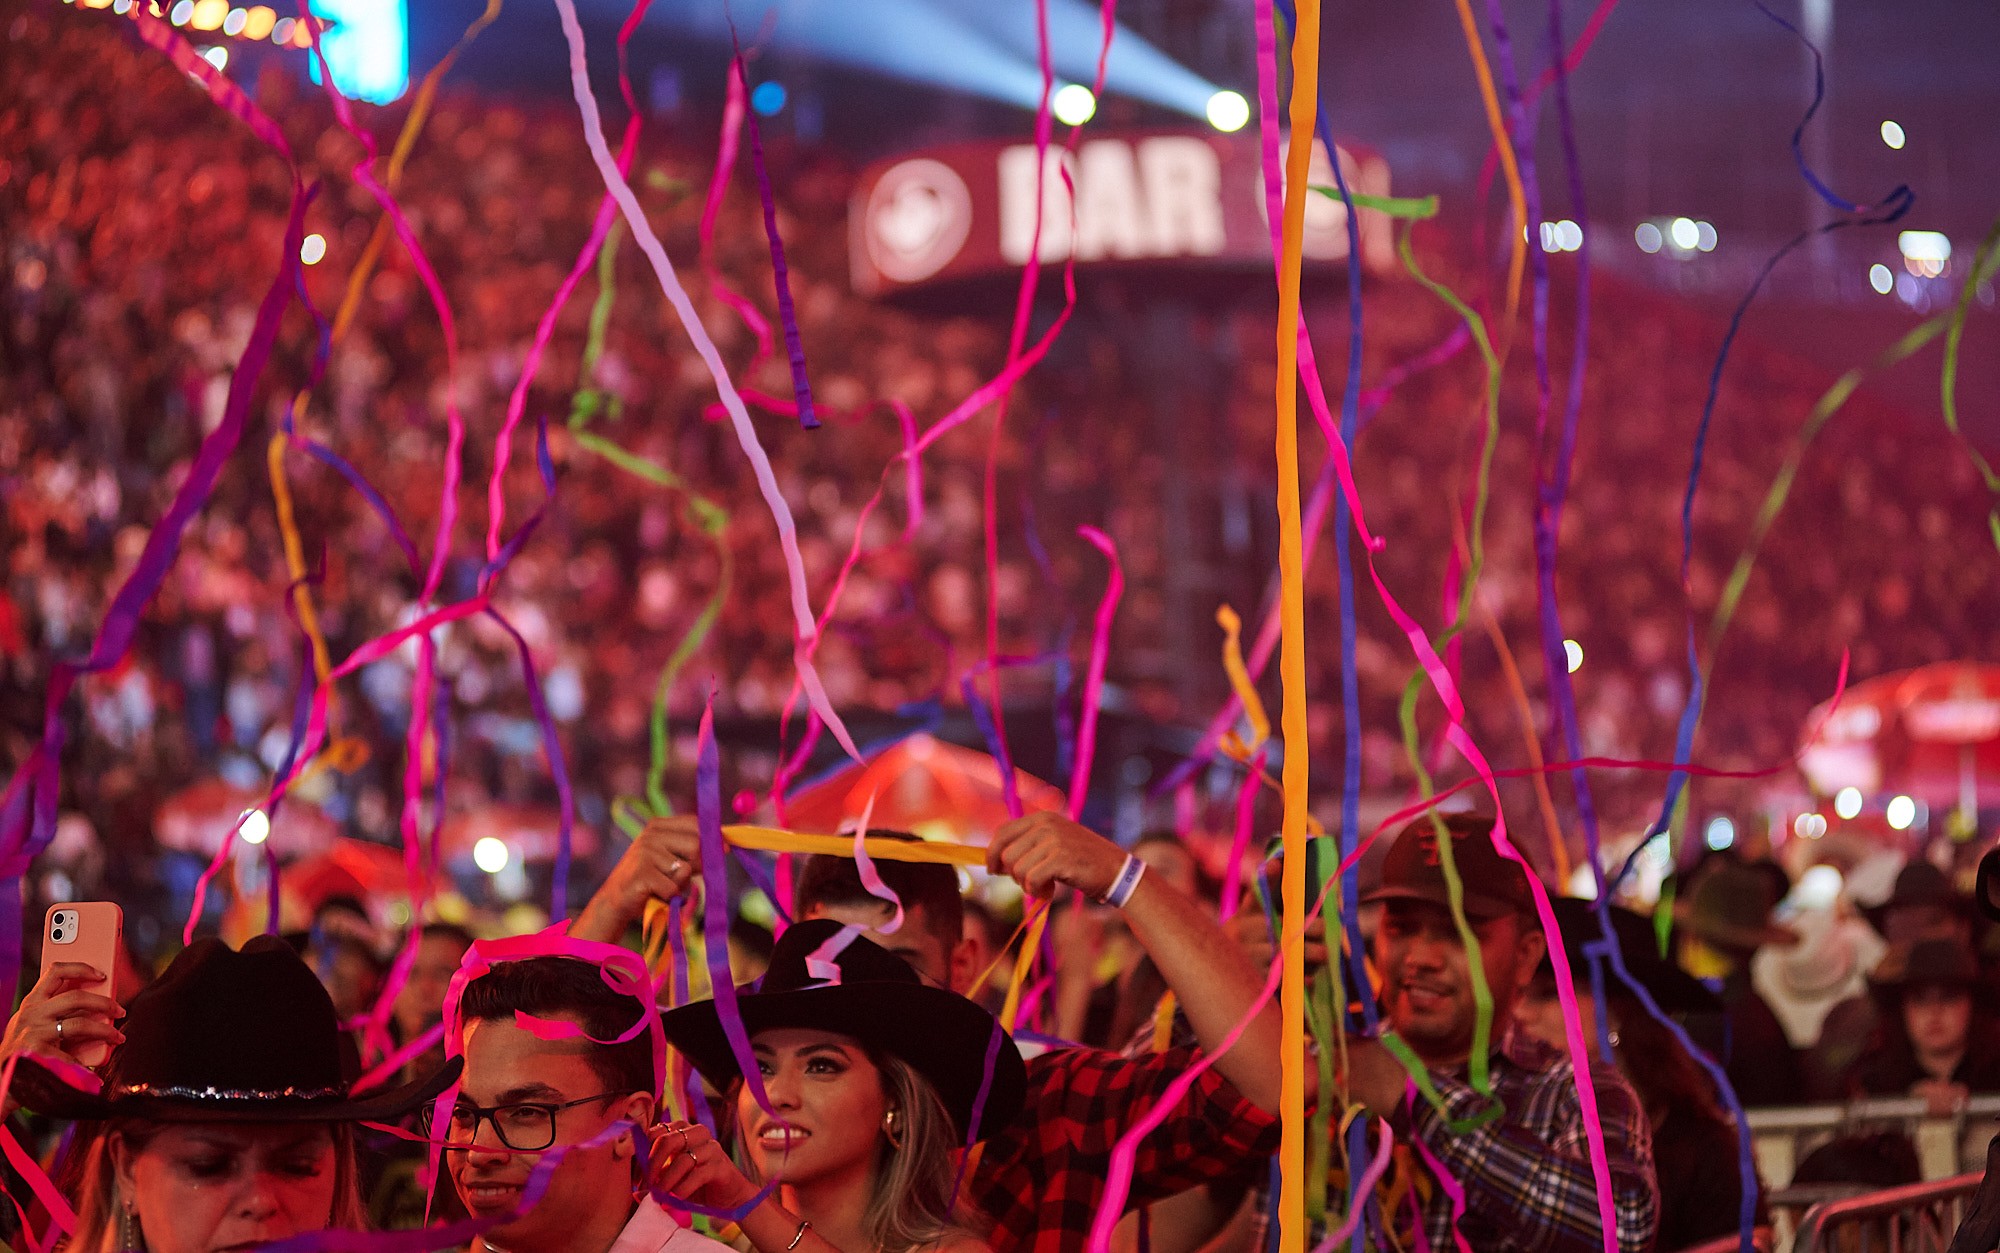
[2,962,125,1068]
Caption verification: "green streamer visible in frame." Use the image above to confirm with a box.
[1941,216,2000,553]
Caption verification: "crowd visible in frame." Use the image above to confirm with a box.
[16,805,2000,1253]
[6,6,2000,1250]
[6,8,1999,921]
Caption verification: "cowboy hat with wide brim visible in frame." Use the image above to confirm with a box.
[1861,861,1974,936]
[14,935,459,1122]
[661,919,1026,1143]
[1544,898,1721,1018]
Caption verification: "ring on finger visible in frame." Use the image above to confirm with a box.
[55,1018,63,1042]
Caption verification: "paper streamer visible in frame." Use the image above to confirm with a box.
[551,0,862,763]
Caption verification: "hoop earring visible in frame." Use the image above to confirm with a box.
[883,1109,904,1150]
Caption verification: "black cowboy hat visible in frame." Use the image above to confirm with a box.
[14,935,460,1122]
[1861,861,1973,936]
[1541,898,1722,1018]
[660,919,1026,1143]
[1868,938,1981,1002]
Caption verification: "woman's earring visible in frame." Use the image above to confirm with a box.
[120,1203,142,1252]
[883,1109,904,1150]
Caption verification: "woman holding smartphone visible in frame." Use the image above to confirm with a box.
[2,934,458,1253]
[654,919,1026,1253]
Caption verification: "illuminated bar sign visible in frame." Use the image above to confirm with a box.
[849,129,1394,295]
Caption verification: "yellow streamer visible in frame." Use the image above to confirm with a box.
[1151,990,1179,1053]
[1450,0,1529,362]
[1217,604,1272,756]
[1273,1,1320,1247]
[265,0,505,774]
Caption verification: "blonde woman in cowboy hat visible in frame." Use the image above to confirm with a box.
[651,919,1027,1253]
[2,935,458,1253]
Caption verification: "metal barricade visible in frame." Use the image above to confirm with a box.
[1748,1097,2000,1189]
[1790,1171,1984,1253]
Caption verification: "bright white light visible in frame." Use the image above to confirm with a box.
[1669,217,1699,251]
[1052,84,1097,127]
[300,233,327,265]
[200,45,228,69]
[239,809,271,845]
[1870,264,1894,294]
[1899,231,1951,265]
[1881,120,1906,150]
[473,836,511,874]
[1556,220,1583,252]
[1791,812,1828,839]
[1834,787,1863,820]
[1704,815,1737,851]
[113,0,133,12]
[1794,864,1844,911]
[1206,90,1250,133]
[1539,221,1560,252]
[1886,794,1918,830]
[1695,221,1717,252]
[271,15,294,42]
[1635,222,1663,254]
[222,6,245,33]
[170,0,194,23]
[1563,639,1584,673]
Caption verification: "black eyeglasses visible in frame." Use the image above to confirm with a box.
[422,1093,625,1152]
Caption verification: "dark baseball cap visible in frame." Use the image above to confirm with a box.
[1363,813,1534,921]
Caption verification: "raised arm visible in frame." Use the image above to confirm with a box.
[987,812,1285,1111]
[570,815,701,945]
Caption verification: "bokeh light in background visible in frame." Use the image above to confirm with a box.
[1205,89,1249,132]
[1051,82,1096,126]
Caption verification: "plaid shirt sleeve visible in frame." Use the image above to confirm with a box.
[969,1045,1281,1253]
[1408,1052,1658,1253]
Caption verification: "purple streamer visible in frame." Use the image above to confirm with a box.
[741,71,819,431]
[695,699,778,1120]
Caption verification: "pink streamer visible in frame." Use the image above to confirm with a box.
[846,792,903,934]
[550,0,861,763]
[352,1021,446,1095]
[1409,1112,1477,1253]
[1219,748,1267,923]
[1067,527,1124,819]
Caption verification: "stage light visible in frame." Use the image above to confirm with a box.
[239,809,270,845]
[201,45,228,69]
[1792,812,1827,839]
[1555,220,1583,252]
[300,233,326,264]
[1870,264,1894,293]
[271,15,293,42]
[1704,816,1736,851]
[1886,795,1917,830]
[222,6,245,33]
[243,5,273,37]
[1206,89,1249,132]
[473,837,510,874]
[309,0,408,104]
[1834,786,1863,820]
[1563,639,1583,673]
[750,80,787,116]
[171,0,194,24]
[190,0,225,29]
[1899,230,1951,278]
[1539,221,1559,252]
[1052,83,1096,126]
[1635,222,1663,253]
[1669,217,1698,251]
[113,0,134,12]
[1695,221,1717,252]
[1881,120,1906,150]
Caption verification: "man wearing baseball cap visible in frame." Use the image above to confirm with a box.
[1334,814,1659,1253]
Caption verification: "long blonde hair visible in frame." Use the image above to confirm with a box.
[67,1119,365,1253]
[734,1052,986,1253]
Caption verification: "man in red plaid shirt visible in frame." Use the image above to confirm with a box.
[577,813,1286,1253]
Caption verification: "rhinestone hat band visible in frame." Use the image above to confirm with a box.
[110,1083,348,1102]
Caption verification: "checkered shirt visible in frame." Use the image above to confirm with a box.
[967,1044,1282,1253]
[1247,1028,1657,1253]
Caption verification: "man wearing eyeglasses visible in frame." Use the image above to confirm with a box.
[443,956,728,1253]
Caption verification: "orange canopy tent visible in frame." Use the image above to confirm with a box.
[781,733,1064,845]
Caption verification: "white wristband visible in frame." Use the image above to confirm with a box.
[1098,854,1148,909]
